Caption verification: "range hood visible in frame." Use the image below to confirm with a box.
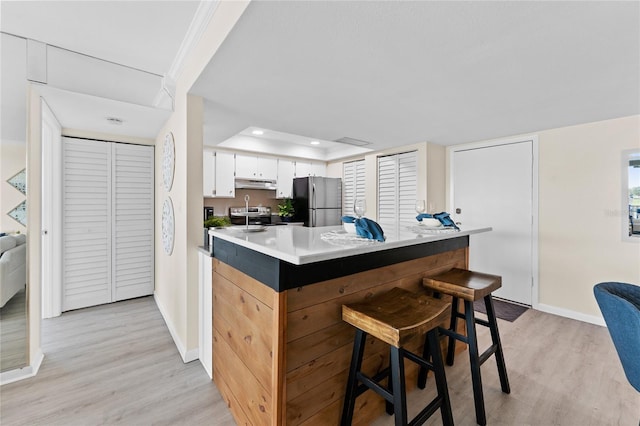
[235,178,277,190]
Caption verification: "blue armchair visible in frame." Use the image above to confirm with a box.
[593,282,640,392]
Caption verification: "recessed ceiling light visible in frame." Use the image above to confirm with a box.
[106,117,123,125]
[252,129,264,135]
[310,140,320,145]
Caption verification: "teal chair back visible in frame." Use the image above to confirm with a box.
[593,282,640,392]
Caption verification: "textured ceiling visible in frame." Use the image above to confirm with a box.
[192,1,640,151]
[0,1,199,75]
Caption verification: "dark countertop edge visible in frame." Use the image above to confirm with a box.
[210,236,469,292]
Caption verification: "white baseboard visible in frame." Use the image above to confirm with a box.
[184,348,199,363]
[153,293,199,363]
[0,349,44,386]
[535,303,606,326]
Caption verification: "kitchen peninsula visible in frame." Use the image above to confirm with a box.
[207,224,490,425]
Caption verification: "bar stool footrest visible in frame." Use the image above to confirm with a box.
[410,398,445,426]
[438,326,469,344]
[478,344,499,366]
[355,372,393,402]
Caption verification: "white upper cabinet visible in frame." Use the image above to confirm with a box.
[203,150,216,197]
[295,160,326,177]
[215,152,235,198]
[277,159,295,199]
[312,162,327,177]
[257,157,278,180]
[235,154,277,180]
[294,160,312,177]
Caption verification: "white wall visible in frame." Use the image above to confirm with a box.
[0,143,27,233]
[153,1,250,362]
[537,115,640,319]
[447,115,640,321]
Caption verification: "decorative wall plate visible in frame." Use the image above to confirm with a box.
[7,168,26,195]
[162,132,175,191]
[162,197,175,255]
[8,200,26,226]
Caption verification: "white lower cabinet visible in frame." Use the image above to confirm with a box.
[198,250,213,378]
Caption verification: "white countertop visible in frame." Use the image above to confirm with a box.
[209,223,491,265]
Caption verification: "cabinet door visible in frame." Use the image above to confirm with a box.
[215,152,235,197]
[257,157,278,180]
[311,162,326,177]
[295,160,312,177]
[277,159,295,198]
[203,150,215,197]
[235,154,257,179]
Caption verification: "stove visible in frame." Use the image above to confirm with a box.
[229,206,272,225]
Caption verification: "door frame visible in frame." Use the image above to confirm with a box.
[41,99,63,319]
[447,135,540,308]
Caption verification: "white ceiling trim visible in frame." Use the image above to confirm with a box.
[166,0,220,81]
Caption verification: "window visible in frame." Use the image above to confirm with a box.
[625,149,640,240]
[343,159,365,216]
[377,151,417,225]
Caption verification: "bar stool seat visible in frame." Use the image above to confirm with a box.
[341,287,454,426]
[422,268,510,426]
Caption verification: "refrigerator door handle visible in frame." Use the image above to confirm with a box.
[311,183,316,227]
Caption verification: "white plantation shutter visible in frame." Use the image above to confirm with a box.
[377,151,417,226]
[342,159,365,216]
[112,143,154,301]
[62,138,154,311]
[62,138,112,310]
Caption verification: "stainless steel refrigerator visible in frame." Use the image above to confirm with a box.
[292,177,342,227]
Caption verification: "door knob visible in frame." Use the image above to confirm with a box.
[455,208,462,214]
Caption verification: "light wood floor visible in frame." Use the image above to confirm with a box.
[0,287,27,372]
[1,297,638,425]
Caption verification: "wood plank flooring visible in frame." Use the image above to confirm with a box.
[373,308,640,426]
[0,296,234,426]
[0,287,27,372]
[1,296,638,425]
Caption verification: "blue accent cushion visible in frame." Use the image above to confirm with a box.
[594,282,640,392]
[415,213,434,221]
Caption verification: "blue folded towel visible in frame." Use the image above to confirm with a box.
[415,213,434,221]
[342,216,385,242]
[416,212,459,230]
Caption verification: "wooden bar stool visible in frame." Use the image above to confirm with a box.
[421,268,510,426]
[341,287,454,426]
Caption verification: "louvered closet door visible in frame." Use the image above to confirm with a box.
[112,143,154,301]
[62,138,154,311]
[62,138,112,311]
[343,159,365,216]
[377,151,417,226]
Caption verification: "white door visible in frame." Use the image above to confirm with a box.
[62,138,112,310]
[41,100,63,318]
[112,143,154,301]
[62,138,154,311]
[452,141,535,305]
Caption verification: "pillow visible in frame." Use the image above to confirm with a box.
[13,234,26,246]
[0,235,17,255]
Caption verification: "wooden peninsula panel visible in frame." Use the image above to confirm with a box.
[213,259,285,425]
[211,245,467,425]
[285,247,468,424]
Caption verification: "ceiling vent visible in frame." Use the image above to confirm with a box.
[333,137,372,147]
